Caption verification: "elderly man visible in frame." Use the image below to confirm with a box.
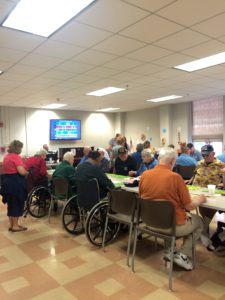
[139,147,205,271]
[192,144,225,247]
[52,151,76,197]
[75,151,114,198]
[129,149,158,177]
[98,148,111,173]
[78,146,91,165]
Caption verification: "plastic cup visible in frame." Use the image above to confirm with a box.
[207,184,216,195]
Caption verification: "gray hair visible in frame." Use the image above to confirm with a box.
[158,147,177,164]
[141,148,152,157]
[63,151,74,162]
[36,149,48,156]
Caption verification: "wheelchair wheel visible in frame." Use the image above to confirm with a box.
[27,186,51,218]
[62,195,84,234]
[85,201,120,247]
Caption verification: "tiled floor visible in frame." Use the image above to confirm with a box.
[0,202,224,300]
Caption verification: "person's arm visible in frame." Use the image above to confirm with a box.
[66,167,76,185]
[96,168,114,189]
[17,165,28,176]
[185,194,206,211]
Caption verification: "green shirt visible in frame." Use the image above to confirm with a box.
[52,160,76,196]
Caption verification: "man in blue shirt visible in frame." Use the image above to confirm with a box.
[132,143,143,168]
[187,143,202,162]
[78,146,91,165]
[175,146,197,167]
[129,149,158,177]
[217,146,225,163]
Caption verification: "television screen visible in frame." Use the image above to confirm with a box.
[50,119,81,140]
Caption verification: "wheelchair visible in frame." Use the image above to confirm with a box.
[61,179,120,246]
[24,185,51,218]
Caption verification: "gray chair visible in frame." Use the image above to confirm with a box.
[132,198,196,291]
[102,189,137,266]
[48,177,69,222]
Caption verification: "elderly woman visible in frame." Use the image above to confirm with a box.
[25,149,48,191]
[129,148,158,177]
[52,151,76,197]
[1,140,28,232]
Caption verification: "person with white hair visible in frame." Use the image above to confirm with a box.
[97,148,111,173]
[25,148,48,191]
[139,147,206,271]
[52,152,76,197]
[129,148,158,177]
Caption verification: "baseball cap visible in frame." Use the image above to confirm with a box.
[201,144,214,156]
[118,146,127,155]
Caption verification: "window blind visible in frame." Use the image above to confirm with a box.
[192,96,223,140]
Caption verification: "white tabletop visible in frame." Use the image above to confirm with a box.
[122,186,225,212]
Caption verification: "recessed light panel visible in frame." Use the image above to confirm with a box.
[174,52,225,72]
[96,108,120,112]
[146,95,182,102]
[2,0,96,37]
[42,103,67,109]
[87,87,125,96]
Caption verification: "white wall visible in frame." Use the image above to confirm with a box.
[0,107,115,156]
[124,107,160,147]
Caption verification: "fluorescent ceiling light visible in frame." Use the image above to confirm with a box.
[42,103,67,109]
[96,108,120,112]
[147,95,183,103]
[2,0,96,37]
[0,70,3,74]
[86,87,125,97]
[174,52,225,72]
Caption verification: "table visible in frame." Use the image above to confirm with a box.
[121,185,225,212]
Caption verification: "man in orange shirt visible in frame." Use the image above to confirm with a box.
[139,147,206,270]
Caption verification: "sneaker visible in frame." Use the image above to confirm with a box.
[173,252,193,271]
[163,249,177,262]
[200,234,212,247]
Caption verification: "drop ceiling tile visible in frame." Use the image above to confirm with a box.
[192,13,225,38]
[182,40,225,58]
[77,0,149,32]
[154,53,194,67]
[0,28,45,52]
[157,0,225,26]
[0,79,22,88]
[1,72,34,82]
[126,44,173,62]
[154,29,209,51]
[129,63,165,75]
[153,68,183,79]
[68,74,98,84]
[0,0,16,23]
[54,61,93,73]
[41,70,75,80]
[85,67,120,77]
[93,35,146,55]
[109,72,142,81]
[0,47,28,63]
[194,65,225,76]
[6,64,47,76]
[120,14,183,43]
[122,0,177,12]
[19,53,63,68]
[104,57,142,71]
[72,49,117,66]
[0,60,15,70]
[34,40,84,59]
[52,21,112,47]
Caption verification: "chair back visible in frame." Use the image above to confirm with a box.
[174,165,196,180]
[77,178,100,210]
[52,177,69,200]
[109,189,137,217]
[138,198,176,236]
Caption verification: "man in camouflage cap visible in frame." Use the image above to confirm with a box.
[193,144,225,247]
